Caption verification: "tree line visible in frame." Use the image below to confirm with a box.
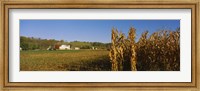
[20,36,111,50]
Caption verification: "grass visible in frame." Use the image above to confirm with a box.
[20,50,111,71]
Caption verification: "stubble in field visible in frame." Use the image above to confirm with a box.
[20,50,111,71]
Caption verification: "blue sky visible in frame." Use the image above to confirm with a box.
[20,20,180,43]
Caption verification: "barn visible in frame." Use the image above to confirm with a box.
[74,47,80,50]
[59,45,71,50]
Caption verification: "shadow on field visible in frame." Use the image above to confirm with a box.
[59,55,111,71]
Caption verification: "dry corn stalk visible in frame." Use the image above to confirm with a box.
[109,26,180,71]
[137,29,180,71]
[128,27,137,71]
[109,28,118,71]
[117,31,125,71]
[109,28,126,71]
[109,27,137,71]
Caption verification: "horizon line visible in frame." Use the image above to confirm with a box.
[20,36,111,44]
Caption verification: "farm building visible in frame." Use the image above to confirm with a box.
[92,47,98,50]
[74,47,80,50]
[47,46,54,50]
[47,44,71,50]
[59,45,71,50]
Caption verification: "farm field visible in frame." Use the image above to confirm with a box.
[20,50,111,71]
[20,20,180,71]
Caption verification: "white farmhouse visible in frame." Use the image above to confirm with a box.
[74,47,80,50]
[92,47,95,50]
[92,47,97,50]
[47,46,52,50]
[59,45,70,50]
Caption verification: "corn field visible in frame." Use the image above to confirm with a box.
[109,27,180,71]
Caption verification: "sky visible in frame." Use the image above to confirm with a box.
[20,20,180,43]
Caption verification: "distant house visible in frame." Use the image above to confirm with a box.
[59,45,70,50]
[47,46,53,50]
[47,44,71,50]
[92,47,97,50]
[74,47,80,50]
